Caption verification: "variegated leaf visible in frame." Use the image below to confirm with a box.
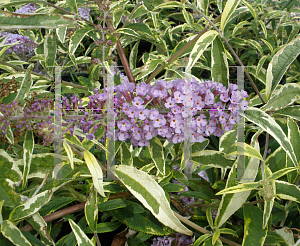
[1,220,32,246]
[22,130,34,190]
[69,219,94,246]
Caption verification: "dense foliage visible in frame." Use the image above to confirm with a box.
[0,0,300,245]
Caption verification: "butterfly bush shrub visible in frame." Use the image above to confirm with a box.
[0,0,300,246]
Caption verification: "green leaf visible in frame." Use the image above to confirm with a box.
[255,55,268,81]
[0,11,75,29]
[64,133,83,148]
[44,34,56,68]
[120,142,133,166]
[126,23,153,38]
[275,180,300,203]
[194,234,212,246]
[211,36,229,87]
[219,130,236,154]
[0,111,14,145]
[66,0,78,13]
[215,140,261,228]
[197,0,209,15]
[98,199,129,212]
[221,0,242,32]
[69,219,94,246]
[216,182,260,195]
[244,107,298,166]
[69,26,94,55]
[212,229,221,245]
[114,165,193,235]
[242,204,268,245]
[129,41,139,70]
[40,197,76,217]
[13,63,34,106]
[0,200,4,224]
[114,28,140,38]
[247,39,264,56]
[148,137,165,175]
[63,140,74,169]
[273,105,300,121]
[1,220,32,246]
[186,30,219,71]
[267,167,299,180]
[22,130,34,190]
[192,150,235,169]
[82,125,105,151]
[180,191,211,202]
[9,190,53,221]
[262,180,276,229]
[225,142,263,160]
[206,206,213,228]
[219,228,238,238]
[56,26,67,43]
[273,227,295,245]
[85,185,98,232]
[83,150,105,197]
[241,0,256,19]
[84,222,121,234]
[265,36,300,101]
[262,83,300,111]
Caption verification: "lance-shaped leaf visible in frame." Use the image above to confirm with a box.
[69,219,94,246]
[120,142,133,166]
[0,111,14,145]
[267,167,299,180]
[192,150,235,169]
[83,150,106,197]
[186,30,218,71]
[0,10,75,29]
[114,165,193,236]
[215,140,261,228]
[69,26,94,55]
[244,107,298,166]
[13,63,34,105]
[262,83,300,111]
[56,26,67,43]
[85,185,98,232]
[216,182,260,195]
[9,189,53,221]
[0,200,4,224]
[242,204,268,245]
[63,140,74,169]
[225,142,263,160]
[44,34,56,67]
[22,130,34,190]
[66,0,78,13]
[262,180,276,229]
[221,0,242,32]
[275,180,300,203]
[148,137,165,175]
[211,36,229,87]
[274,105,300,121]
[1,220,32,246]
[26,213,55,245]
[265,36,300,101]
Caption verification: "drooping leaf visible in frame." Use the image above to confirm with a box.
[0,10,75,29]
[68,219,94,246]
[242,204,268,245]
[22,130,34,190]
[1,220,32,246]
[265,36,300,101]
[244,107,298,166]
[262,83,300,111]
[83,150,106,197]
[114,165,193,235]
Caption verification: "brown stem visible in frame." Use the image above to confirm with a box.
[145,14,222,84]
[94,0,136,84]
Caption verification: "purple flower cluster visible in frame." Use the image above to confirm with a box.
[151,233,193,246]
[78,7,90,20]
[0,32,38,54]
[14,3,37,14]
[87,76,248,147]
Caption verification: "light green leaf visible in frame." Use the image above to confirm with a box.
[148,137,165,175]
[258,20,267,39]
[1,220,32,246]
[13,63,34,105]
[22,130,34,191]
[56,26,67,43]
[211,36,229,87]
[219,228,238,238]
[244,107,298,166]
[197,0,209,15]
[206,206,213,228]
[63,140,74,169]
[126,23,153,38]
[212,229,221,245]
[83,150,105,197]
[274,227,295,245]
[265,36,300,101]
[0,200,4,225]
[44,33,56,68]
[85,185,98,232]
[267,167,299,180]
[0,111,14,145]
[9,190,53,221]
[129,41,139,70]
[242,204,267,245]
[247,39,264,56]
[225,142,263,160]
[192,150,235,169]
[69,26,94,55]
[262,180,276,229]
[255,55,268,81]
[120,142,133,166]
[275,180,300,203]
[114,165,193,235]
[114,28,140,38]
[0,10,75,29]
[194,234,213,246]
[216,182,260,195]
[219,130,236,153]
[241,0,256,19]
[261,39,273,53]
[69,219,94,246]
[84,222,122,234]
[221,0,242,32]
[66,0,78,13]
[64,132,83,148]
[262,83,300,111]
[215,140,261,228]
[232,21,250,37]
[273,105,300,121]
[186,30,219,71]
